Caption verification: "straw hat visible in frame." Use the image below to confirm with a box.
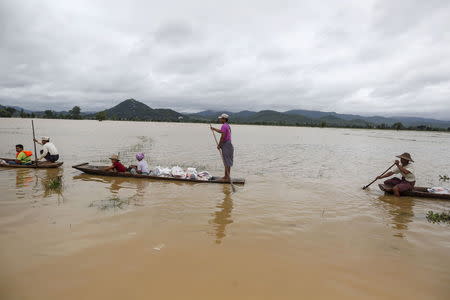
[109,154,120,161]
[396,152,414,162]
[218,113,229,119]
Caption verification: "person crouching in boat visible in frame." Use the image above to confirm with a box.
[129,152,150,175]
[376,152,415,197]
[210,113,234,182]
[8,144,33,165]
[33,136,59,162]
[104,154,127,172]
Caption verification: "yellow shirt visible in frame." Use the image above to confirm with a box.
[17,151,32,163]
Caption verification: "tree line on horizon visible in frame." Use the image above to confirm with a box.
[1,104,449,132]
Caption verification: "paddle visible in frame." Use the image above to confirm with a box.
[210,124,236,192]
[362,163,395,190]
[31,120,38,168]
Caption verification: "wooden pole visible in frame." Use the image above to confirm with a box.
[31,120,38,167]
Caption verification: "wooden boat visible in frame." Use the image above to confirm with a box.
[379,184,450,200]
[72,163,245,185]
[0,158,63,169]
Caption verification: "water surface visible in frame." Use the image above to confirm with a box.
[0,119,449,299]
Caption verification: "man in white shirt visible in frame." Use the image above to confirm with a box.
[376,152,415,197]
[33,136,60,162]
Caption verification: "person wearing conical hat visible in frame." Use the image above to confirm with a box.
[376,153,415,197]
[104,154,127,173]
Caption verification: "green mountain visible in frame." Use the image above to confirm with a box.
[317,115,370,127]
[0,105,17,117]
[101,99,185,121]
[2,101,448,130]
[242,110,312,125]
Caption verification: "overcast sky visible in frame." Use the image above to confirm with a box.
[1,0,449,119]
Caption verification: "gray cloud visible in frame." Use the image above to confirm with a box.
[0,0,449,119]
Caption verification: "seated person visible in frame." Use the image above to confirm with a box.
[129,152,150,175]
[104,154,126,172]
[9,144,33,165]
[377,152,415,197]
[33,136,59,162]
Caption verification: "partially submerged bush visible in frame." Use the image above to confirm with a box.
[44,175,62,190]
[426,211,450,224]
[439,174,449,182]
[89,195,129,210]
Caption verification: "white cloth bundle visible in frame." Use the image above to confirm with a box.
[171,166,186,178]
[427,187,450,194]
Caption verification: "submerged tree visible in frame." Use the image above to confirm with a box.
[95,111,107,121]
[44,110,55,118]
[0,107,16,117]
[69,106,81,119]
[392,122,404,130]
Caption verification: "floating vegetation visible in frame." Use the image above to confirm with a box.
[439,174,449,182]
[40,175,64,201]
[426,211,450,224]
[44,175,63,191]
[89,195,129,210]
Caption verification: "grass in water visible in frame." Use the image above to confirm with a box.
[89,195,129,210]
[44,175,63,191]
[439,174,449,182]
[426,211,450,224]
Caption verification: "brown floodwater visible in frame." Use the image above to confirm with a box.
[0,118,449,299]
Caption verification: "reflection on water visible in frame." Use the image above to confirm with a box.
[376,195,415,238]
[15,169,33,188]
[210,185,234,244]
[13,168,64,200]
[128,178,149,206]
[15,169,34,199]
[2,120,450,299]
[73,174,149,207]
[109,178,124,194]
[73,174,129,193]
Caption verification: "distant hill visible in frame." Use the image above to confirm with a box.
[2,100,449,129]
[100,99,185,121]
[285,109,333,119]
[233,110,258,119]
[8,106,34,113]
[285,109,450,128]
[242,110,311,124]
[186,109,366,126]
[189,110,233,120]
[189,109,259,120]
[186,109,450,128]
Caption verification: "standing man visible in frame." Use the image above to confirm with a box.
[33,136,59,162]
[210,113,234,181]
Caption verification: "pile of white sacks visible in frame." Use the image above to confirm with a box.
[152,166,212,181]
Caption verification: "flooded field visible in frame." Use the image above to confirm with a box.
[0,118,449,299]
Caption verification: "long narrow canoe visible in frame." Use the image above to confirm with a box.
[0,158,63,169]
[379,184,450,200]
[72,163,245,185]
